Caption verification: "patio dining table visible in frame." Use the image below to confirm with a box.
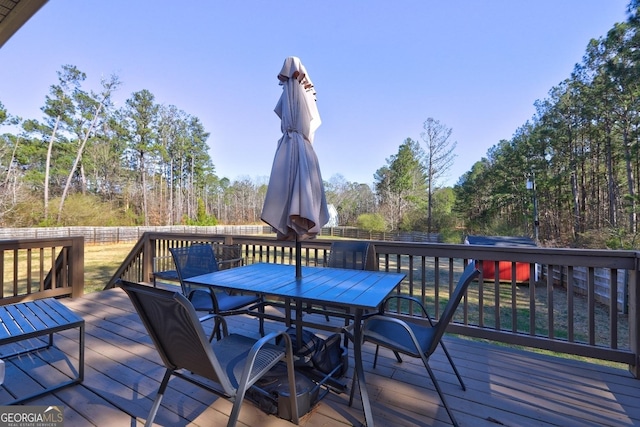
[186,262,406,427]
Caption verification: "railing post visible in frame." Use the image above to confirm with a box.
[630,257,640,378]
[69,236,84,298]
[142,233,153,282]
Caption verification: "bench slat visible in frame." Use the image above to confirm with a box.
[0,310,21,339]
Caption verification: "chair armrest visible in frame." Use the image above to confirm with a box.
[240,330,299,423]
[153,255,174,272]
[341,312,377,343]
[341,324,355,343]
[363,314,424,350]
[382,295,435,325]
[240,330,295,385]
[218,257,244,270]
[187,287,220,312]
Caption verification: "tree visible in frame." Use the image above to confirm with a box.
[57,73,121,223]
[41,65,83,222]
[121,90,159,225]
[374,138,427,230]
[325,174,376,226]
[420,118,457,233]
[0,103,24,220]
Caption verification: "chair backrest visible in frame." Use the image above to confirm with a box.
[170,244,219,294]
[327,241,377,271]
[427,263,480,355]
[215,244,244,270]
[119,280,236,395]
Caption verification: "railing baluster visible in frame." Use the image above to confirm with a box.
[568,265,575,342]
[13,249,18,296]
[0,250,4,298]
[39,247,44,291]
[611,268,618,349]
[434,257,440,319]
[547,264,554,339]
[588,266,596,346]
[420,256,427,318]
[529,264,536,336]
[408,255,414,314]
[511,264,517,333]
[26,249,32,295]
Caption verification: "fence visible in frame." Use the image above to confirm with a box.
[0,226,441,245]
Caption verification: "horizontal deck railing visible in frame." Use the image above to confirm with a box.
[107,232,640,378]
[0,236,84,304]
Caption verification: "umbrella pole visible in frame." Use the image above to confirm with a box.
[295,235,302,279]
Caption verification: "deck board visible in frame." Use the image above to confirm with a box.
[0,287,637,426]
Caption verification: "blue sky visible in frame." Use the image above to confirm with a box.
[0,1,631,187]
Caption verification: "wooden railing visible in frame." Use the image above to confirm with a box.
[0,225,440,244]
[107,232,640,378]
[0,236,84,304]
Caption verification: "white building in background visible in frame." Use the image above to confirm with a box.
[326,204,339,227]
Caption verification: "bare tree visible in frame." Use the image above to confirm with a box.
[420,118,457,233]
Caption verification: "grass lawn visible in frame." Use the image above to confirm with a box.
[84,242,136,293]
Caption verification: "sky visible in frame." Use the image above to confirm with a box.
[0,1,632,187]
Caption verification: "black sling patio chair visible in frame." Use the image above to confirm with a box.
[317,241,378,322]
[353,262,480,427]
[327,240,378,271]
[170,244,264,339]
[119,280,298,427]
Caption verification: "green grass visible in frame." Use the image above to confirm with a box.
[84,242,136,293]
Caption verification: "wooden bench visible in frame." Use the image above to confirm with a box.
[0,298,85,404]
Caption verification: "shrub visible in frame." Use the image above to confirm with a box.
[357,213,386,232]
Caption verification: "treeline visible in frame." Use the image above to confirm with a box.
[455,2,640,248]
[0,65,381,228]
[0,65,220,226]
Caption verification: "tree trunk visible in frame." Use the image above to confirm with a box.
[622,125,636,233]
[44,116,61,222]
[605,127,617,227]
[57,104,102,223]
[140,151,148,226]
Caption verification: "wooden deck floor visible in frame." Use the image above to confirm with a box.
[0,288,639,427]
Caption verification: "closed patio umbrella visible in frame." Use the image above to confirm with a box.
[261,56,329,278]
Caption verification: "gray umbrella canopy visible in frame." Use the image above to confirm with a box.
[261,56,329,242]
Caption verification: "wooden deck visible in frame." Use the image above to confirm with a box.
[0,288,639,426]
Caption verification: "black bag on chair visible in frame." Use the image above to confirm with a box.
[312,333,348,377]
[277,327,348,379]
[283,328,325,368]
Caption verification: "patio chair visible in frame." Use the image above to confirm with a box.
[318,241,378,322]
[215,243,245,270]
[119,281,298,427]
[327,240,378,271]
[354,262,480,427]
[170,244,264,339]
